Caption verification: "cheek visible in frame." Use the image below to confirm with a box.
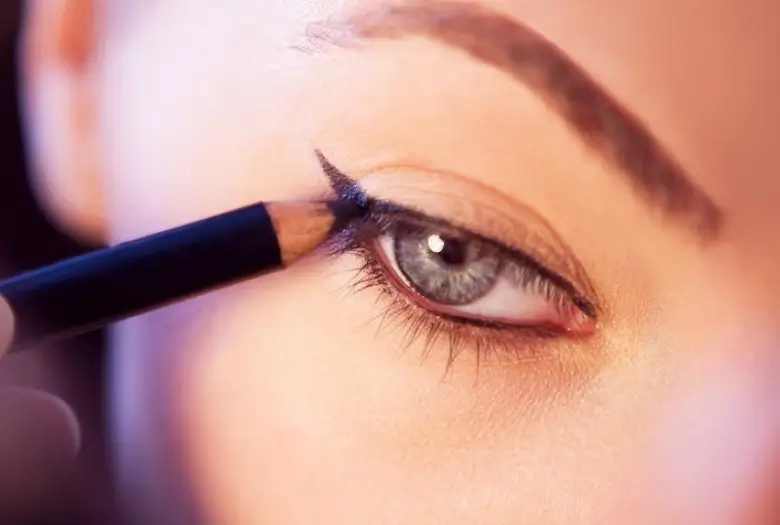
[175,263,462,523]
[176,265,437,524]
[166,258,643,525]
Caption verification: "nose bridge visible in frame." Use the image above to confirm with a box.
[644,326,780,525]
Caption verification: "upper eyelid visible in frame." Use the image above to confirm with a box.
[336,167,597,301]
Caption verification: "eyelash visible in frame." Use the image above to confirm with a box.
[322,202,596,368]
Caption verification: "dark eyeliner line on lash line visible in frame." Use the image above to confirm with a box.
[314,150,599,321]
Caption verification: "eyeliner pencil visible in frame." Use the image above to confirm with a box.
[0,199,358,352]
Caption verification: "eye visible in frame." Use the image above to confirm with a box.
[373,220,594,334]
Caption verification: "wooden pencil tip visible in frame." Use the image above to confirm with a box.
[267,200,362,266]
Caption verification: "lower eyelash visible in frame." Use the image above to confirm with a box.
[321,225,568,372]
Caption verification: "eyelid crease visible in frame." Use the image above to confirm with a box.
[343,166,602,311]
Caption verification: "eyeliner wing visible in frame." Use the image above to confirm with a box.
[316,150,371,209]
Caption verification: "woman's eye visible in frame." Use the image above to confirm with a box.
[373,221,593,334]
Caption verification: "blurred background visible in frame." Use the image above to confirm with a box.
[0,2,120,523]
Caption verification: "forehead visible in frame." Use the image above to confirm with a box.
[106,0,780,235]
[297,0,778,218]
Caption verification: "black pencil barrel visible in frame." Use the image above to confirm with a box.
[0,202,282,350]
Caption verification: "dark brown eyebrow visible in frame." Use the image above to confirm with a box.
[299,1,724,242]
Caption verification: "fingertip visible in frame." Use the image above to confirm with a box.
[0,387,82,515]
[22,389,82,459]
[0,388,82,462]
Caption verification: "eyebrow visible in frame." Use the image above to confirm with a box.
[299,1,724,242]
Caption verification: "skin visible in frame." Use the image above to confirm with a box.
[15,0,780,523]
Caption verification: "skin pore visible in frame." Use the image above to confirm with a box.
[20,0,780,524]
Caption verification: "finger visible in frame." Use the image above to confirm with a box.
[0,295,12,355]
[0,386,81,514]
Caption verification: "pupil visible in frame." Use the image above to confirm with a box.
[427,234,468,266]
